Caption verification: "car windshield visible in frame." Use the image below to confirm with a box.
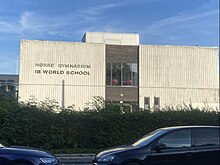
[131,129,166,147]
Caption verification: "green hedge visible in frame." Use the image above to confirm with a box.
[0,94,219,153]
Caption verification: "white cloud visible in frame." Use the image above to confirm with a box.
[141,10,218,35]
[139,0,218,46]
[0,21,19,34]
[19,11,34,30]
[0,0,164,38]
[79,4,117,16]
[0,0,218,44]
[76,0,161,21]
[77,3,118,21]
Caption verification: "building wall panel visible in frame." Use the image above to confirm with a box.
[19,40,105,110]
[106,87,138,102]
[106,45,138,63]
[139,45,219,109]
[84,32,139,45]
[139,87,219,110]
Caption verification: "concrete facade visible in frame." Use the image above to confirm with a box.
[139,45,219,109]
[82,32,139,45]
[19,32,219,110]
[19,40,106,109]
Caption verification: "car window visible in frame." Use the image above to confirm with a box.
[132,129,166,147]
[158,129,191,149]
[194,128,220,147]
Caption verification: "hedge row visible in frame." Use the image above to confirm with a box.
[0,95,219,153]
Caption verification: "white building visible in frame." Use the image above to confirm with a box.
[19,32,219,111]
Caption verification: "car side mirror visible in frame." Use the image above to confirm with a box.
[153,143,166,152]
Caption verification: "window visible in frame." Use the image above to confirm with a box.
[106,63,111,85]
[194,128,219,147]
[144,97,150,110]
[131,64,138,86]
[154,97,160,106]
[122,63,132,85]
[123,104,132,113]
[112,63,121,86]
[154,97,160,110]
[106,63,138,86]
[158,129,191,149]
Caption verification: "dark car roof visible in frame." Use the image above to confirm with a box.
[159,125,219,131]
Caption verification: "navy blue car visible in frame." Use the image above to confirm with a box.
[0,144,60,165]
[93,126,220,165]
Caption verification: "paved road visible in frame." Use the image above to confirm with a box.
[56,154,95,165]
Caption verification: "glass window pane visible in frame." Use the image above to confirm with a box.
[144,97,150,110]
[106,63,111,85]
[195,128,220,146]
[122,63,132,86]
[154,97,160,105]
[112,63,121,86]
[158,129,191,148]
[131,63,138,86]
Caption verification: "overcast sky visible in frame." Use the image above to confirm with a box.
[0,0,219,74]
